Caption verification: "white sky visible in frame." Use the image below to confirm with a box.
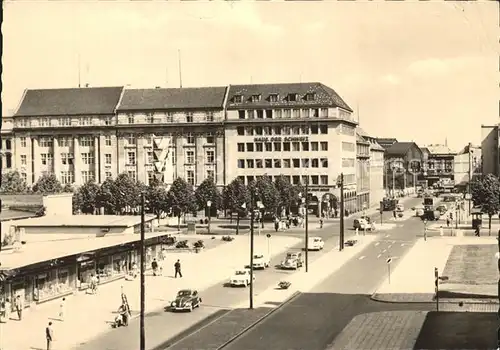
[3,1,498,150]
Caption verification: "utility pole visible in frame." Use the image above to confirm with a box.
[468,143,472,214]
[249,190,255,309]
[305,179,309,272]
[434,267,439,312]
[339,173,345,251]
[139,193,146,350]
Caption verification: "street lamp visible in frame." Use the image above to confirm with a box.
[336,173,345,251]
[455,201,459,230]
[257,202,265,236]
[298,190,309,273]
[139,192,146,350]
[391,165,397,197]
[206,200,212,235]
[247,191,262,310]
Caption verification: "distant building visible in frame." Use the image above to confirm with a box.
[424,144,456,187]
[384,142,423,193]
[454,143,481,190]
[357,128,385,208]
[481,124,499,177]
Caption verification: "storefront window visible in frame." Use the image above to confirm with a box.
[97,256,112,280]
[112,253,128,275]
[78,260,96,289]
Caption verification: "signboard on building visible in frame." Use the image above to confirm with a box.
[253,136,309,143]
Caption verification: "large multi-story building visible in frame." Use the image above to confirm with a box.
[355,129,370,211]
[360,130,385,207]
[454,143,481,191]
[0,116,14,173]
[481,124,499,177]
[423,144,456,187]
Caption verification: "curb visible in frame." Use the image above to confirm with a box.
[370,293,499,305]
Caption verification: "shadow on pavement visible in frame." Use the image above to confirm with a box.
[413,311,497,350]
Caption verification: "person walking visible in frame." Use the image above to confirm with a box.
[475,225,481,237]
[58,297,66,321]
[319,217,324,229]
[439,225,444,237]
[15,295,23,321]
[151,258,159,276]
[446,217,450,228]
[46,321,54,350]
[174,259,182,278]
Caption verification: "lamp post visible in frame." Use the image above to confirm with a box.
[337,173,345,251]
[468,145,473,213]
[206,200,212,235]
[455,201,459,230]
[257,202,264,236]
[247,194,255,310]
[139,192,146,350]
[298,190,309,273]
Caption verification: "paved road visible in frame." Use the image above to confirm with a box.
[168,197,439,350]
[75,205,380,350]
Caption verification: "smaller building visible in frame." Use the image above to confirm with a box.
[481,124,499,178]
[355,129,371,211]
[424,144,456,187]
[454,143,481,190]
[384,142,423,194]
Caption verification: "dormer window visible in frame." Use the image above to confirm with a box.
[288,93,298,102]
[269,93,279,103]
[234,95,243,103]
[305,93,316,101]
[251,94,261,103]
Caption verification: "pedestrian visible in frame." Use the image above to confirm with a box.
[46,321,54,350]
[274,220,279,232]
[475,226,481,237]
[58,297,66,321]
[355,227,359,236]
[1,298,11,323]
[393,210,397,220]
[174,259,182,278]
[319,217,324,229]
[439,225,444,237]
[15,295,23,321]
[152,258,159,276]
[446,217,450,227]
[132,261,138,278]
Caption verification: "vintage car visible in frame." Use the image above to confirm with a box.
[229,269,255,287]
[307,237,324,251]
[252,254,270,269]
[280,252,303,270]
[353,217,371,230]
[170,289,202,312]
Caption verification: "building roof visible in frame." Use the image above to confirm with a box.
[12,214,156,228]
[370,140,386,152]
[226,82,353,111]
[0,210,37,222]
[457,144,481,155]
[356,127,370,138]
[385,142,419,157]
[426,145,456,156]
[14,87,124,117]
[356,133,369,144]
[117,87,227,111]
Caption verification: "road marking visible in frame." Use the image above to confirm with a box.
[384,234,390,238]
[388,245,392,249]
[382,249,386,253]
[401,243,405,247]
[358,255,365,260]
[375,242,380,246]
[377,254,382,258]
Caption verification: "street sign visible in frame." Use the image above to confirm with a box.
[266,234,271,238]
[386,258,392,264]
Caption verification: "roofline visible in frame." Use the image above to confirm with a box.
[14,112,117,118]
[114,86,126,114]
[222,85,230,114]
[116,106,225,112]
[13,89,28,117]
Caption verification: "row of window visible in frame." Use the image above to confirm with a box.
[233,92,317,104]
[237,174,329,186]
[16,117,114,128]
[126,112,215,124]
[237,141,328,153]
[237,158,329,169]
[236,124,328,136]
[237,108,329,120]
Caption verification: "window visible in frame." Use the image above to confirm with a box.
[320,108,328,117]
[342,142,355,152]
[238,159,245,168]
[311,175,319,185]
[58,137,69,147]
[238,111,246,119]
[266,110,273,119]
[166,113,173,122]
[246,127,254,136]
[186,150,195,164]
[320,142,328,151]
[40,154,53,165]
[186,170,195,186]
[206,170,214,180]
[206,112,214,122]
[20,155,27,165]
[255,127,263,135]
[128,114,134,124]
[237,127,245,136]
[255,143,263,152]
[39,137,53,148]
[288,94,298,102]
[105,154,112,165]
[21,172,27,182]
[292,159,300,168]
[293,109,300,118]
[283,159,291,168]
[82,117,92,126]
[251,94,261,102]
[274,159,281,168]
[40,118,50,127]
[306,93,316,101]
[238,143,245,152]
[257,110,264,119]
[301,159,309,168]
[292,142,300,152]
[186,133,195,144]
[284,109,291,118]
[206,132,215,144]
[312,109,319,118]
[80,136,94,147]
[59,118,71,126]
[246,143,254,152]
[246,159,255,168]
[82,152,95,165]
[301,126,309,134]
[265,159,272,168]
[146,113,154,123]
[321,158,328,167]
[342,158,355,167]
[320,175,328,185]
[61,171,74,185]
[283,127,291,135]
[265,143,272,152]
[274,127,281,135]
[303,109,311,118]
[186,113,193,123]
[127,171,136,182]
[61,153,74,165]
[104,117,113,126]
[263,127,271,135]
[311,159,319,168]
[311,142,319,151]
[292,127,300,135]
[81,171,95,183]
[20,137,27,147]
[105,171,112,179]
[274,142,281,152]
[170,147,176,164]
[292,175,300,185]
[283,142,290,151]
[319,125,328,134]
[310,125,319,134]
[269,94,279,102]
[256,159,263,168]
[206,150,215,163]
[234,95,243,103]
[105,135,112,146]
[302,142,309,151]
[147,152,153,164]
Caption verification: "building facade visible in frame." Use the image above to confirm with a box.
[481,124,499,177]
[365,134,385,207]
[384,142,423,194]
[423,145,456,187]
[355,130,370,211]
[0,116,14,173]
[224,82,357,214]
[454,143,482,190]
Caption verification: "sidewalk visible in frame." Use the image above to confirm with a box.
[0,235,300,350]
[371,236,498,303]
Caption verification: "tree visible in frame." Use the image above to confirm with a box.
[78,180,101,214]
[112,173,141,214]
[472,174,500,232]
[195,176,221,213]
[96,178,116,214]
[251,175,280,217]
[145,178,169,222]
[224,178,250,235]
[62,183,74,193]
[275,175,303,216]
[72,190,83,214]
[167,178,197,231]
[32,173,63,194]
[0,170,27,194]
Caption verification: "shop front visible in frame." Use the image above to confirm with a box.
[94,244,135,285]
[33,265,76,303]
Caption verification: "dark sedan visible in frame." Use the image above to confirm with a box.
[170,289,202,312]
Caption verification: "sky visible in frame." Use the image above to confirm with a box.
[2,1,498,151]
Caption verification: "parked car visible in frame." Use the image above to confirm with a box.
[353,216,371,230]
[307,237,324,251]
[436,205,447,215]
[396,204,405,212]
[229,269,255,287]
[170,289,202,312]
[280,252,303,270]
[252,254,270,269]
